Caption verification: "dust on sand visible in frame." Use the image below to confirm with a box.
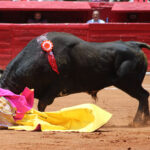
[1,76,150,150]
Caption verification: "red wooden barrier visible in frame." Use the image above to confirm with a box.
[0,24,12,68]
[0,23,150,70]
[112,2,150,12]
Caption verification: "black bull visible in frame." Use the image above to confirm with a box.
[0,32,150,124]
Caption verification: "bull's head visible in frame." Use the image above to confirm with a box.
[0,34,53,94]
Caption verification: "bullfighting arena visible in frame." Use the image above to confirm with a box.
[1,75,150,150]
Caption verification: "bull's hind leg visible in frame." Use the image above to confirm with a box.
[115,81,149,125]
[114,57,150,124]
[133,87,149,123]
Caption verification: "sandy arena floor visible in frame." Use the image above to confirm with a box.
[1,76,150,150]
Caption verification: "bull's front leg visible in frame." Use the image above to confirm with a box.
[38,95,56,112]
[37,86,61,111]
[38,100,49,112]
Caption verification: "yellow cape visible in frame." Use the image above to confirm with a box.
[9,103,112,132]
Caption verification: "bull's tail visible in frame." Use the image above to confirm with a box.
[126,41,150,50]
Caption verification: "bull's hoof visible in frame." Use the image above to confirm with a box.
[129,116,150,127]
[128,121,145,127]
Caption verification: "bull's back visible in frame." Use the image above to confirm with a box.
[69,40,147,89]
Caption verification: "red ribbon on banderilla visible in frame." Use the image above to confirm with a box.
[41,40,59,74]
